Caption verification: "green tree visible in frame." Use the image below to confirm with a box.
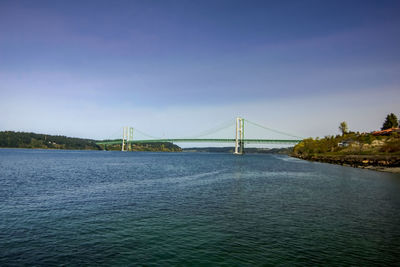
[381,113,399,130]
[339,121,348,135]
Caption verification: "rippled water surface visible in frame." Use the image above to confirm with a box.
[1,149,400,266]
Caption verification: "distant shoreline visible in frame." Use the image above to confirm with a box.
[0,131,181,152]
[0,147,179,152]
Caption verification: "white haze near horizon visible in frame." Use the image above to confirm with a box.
[1,87,398,148]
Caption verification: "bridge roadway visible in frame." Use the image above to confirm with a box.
[96,138,302,145]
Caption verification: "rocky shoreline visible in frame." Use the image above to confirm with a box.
[292,154,400,173]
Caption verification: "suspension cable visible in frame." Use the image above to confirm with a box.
[184,119,234,139]
[244,119,303,139]
[108,119,302,141]
[131,127,161,140]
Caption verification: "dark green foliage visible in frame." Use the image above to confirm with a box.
[132,142,182,152]
[100,142,182,152]
[382,113,399,130]
[0,131,101,150]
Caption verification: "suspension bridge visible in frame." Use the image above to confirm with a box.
[96,118,303,154]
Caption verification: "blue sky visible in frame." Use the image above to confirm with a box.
[1,0,399,143]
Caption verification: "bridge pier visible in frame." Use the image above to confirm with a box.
[234,117,244,155]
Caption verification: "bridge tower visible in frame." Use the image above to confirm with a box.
[234,117,244,155]
[122,127,128,151]
[121,126,133,151]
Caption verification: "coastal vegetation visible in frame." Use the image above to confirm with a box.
[339,121,348,135]
[292,132,400,156]
[292,113,400,170]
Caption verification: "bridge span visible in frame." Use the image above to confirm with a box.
[96,118,303,154]
[96,138,301,145]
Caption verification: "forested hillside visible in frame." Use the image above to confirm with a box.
[100,142,182,152]
[0,131,101,150]
[0,131,182,152]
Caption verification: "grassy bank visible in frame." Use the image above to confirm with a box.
[291,132,400,172]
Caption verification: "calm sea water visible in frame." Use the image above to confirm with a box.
[1,149,400,266]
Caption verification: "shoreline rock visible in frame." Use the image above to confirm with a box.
[292,154,400,173]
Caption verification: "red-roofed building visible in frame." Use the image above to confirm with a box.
[372,128,400,136]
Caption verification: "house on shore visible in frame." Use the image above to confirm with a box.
[372,128,400,136]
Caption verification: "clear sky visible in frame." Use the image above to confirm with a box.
[1,0,399,142]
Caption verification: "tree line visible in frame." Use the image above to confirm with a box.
[101,142,182,152]
[0,131,101,150]
[338,113,399,136]
[0,131,182,152]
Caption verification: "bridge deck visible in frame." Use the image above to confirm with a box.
[96,138,302,145]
